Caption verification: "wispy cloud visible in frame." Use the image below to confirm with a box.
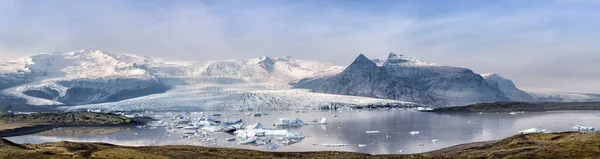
[0,0,598,93]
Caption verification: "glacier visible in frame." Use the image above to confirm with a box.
[0,50,414,111]
[1,49,597,111]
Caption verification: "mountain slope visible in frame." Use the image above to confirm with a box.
[481,73,534,102]
[296,53,510,106]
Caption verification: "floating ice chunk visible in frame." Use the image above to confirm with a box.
[220,119,243,126]
[256,138,270,146]
[332,115,338,117]
[259,129,290,136]
[431,139,438,143]
[409,131,420,135]
[234,130,256,139]
[366,131,380,134]
[183,125,199,130]
[238,136,257,145]
[201,126,223,132]
[419,143,424,146]
[246,123,264,130]
[317,117,327,124]
[397,150,404,153]
[133,133,138,136]
[518,128,548,134]
[321,144,348,147]
[274,118,307,127]
[509,111,525,115]
[573,125,595,132]
[358,144,367,147]
[285,132,305,139]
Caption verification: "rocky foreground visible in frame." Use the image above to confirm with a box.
[1,131,599,159]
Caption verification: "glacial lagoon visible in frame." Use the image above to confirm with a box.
[6,110,600,154]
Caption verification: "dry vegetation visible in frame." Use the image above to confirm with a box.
[1,131,599,159]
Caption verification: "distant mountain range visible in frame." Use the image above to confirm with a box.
[0,50,598,111]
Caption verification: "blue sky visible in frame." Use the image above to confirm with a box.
[0,0,599,93]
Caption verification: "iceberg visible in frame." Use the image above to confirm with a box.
[366,131,380,134]
[182,125,199,130]
[285,132,305,139]
[518,128,549,134]
[317,117,327,124]
[274,118,307,127]
[358,144,367,148]
[259,129,290,136]
[238,136,258,145]
[320,143,348,147]
[246,123,264,130]
[409,131,420,135]
[201,126,223,132]
[234,130,257,140]
[573,125,595,132]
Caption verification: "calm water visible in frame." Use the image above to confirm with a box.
[6,110,600,154]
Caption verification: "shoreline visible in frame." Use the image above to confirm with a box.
[425,102,600,113]
[0,123,142,137]
[1,131,599,158]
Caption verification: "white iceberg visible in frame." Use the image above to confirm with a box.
[238,136,257,145]
[259,129,290,136]
[285,132,305,139]
[201,126,223,132]
[234,130,257,140]
[182,125,199,130]
[358,144,367,147]
[573,125,595,132]
[317,117,327,124]
[366,131,380,134]
[409,131,420,135]
[246,123,264,130]
[321,143,348,147]
[518,128,549,134]
[274,118,307,127]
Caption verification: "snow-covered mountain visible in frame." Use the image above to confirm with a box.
[0,50,417,111]
[481,73,534,102]
[295,53,512,106]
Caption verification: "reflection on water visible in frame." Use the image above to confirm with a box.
[6,110,600,154]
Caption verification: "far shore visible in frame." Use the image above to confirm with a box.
[425,101,600,113]
[0,112,147,137]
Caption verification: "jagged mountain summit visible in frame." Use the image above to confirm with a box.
[295,53,513,106]
[0,50,416,111]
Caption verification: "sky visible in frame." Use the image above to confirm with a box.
[0,0,599,93]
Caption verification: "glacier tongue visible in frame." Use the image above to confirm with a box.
[62,86,415,111]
